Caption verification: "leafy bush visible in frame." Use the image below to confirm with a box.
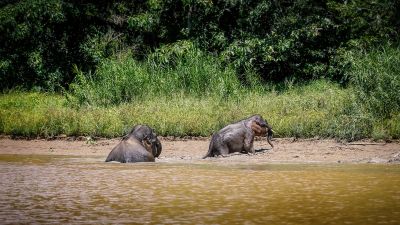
[1,0,399,91]
[0,0,128,91]
[0,0,67,91]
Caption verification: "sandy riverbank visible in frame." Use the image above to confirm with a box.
[1,137,399,164]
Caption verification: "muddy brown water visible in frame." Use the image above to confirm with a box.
[0,154,399,225]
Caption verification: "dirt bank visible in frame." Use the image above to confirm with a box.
[0,137,399,164]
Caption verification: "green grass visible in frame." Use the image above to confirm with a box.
[2,80,398,140]
[68,41,251,107]
[1,43,399,140]
[350,45,400,118]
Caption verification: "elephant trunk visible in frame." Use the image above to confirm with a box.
[266,129,274,148]
[153,138,162,158]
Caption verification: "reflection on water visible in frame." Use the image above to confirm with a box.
[0,154,399,225]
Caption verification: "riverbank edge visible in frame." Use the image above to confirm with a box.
[1,136,399,164]
[1,134,399,143]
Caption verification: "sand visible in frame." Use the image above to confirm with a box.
[1,136,399,164]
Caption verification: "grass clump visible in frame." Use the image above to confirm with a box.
[68,41,253,107]
[350,45,400,118]
[347,44,400,140]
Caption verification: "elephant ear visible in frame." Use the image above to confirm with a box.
[142,137,153,154]
[251,121,267,136]
[253,114,267,127]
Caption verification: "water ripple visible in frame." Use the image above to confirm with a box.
[0,155,399,224]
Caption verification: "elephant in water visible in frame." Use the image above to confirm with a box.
[203,114,273,158]
[105,125,162,163]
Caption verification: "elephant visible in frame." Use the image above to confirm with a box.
[105,125,162,163]
[203,114,273,158]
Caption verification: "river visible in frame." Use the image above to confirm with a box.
[0,154,399,224]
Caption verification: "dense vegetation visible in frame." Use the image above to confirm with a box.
[1,0,399,90]
[0,0,399,139]
[0,80,371,139]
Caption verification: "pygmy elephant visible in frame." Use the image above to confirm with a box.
[105,125,162,163]
[203,114,273,158]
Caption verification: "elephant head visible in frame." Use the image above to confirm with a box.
[250,114,274,148]
[126,125,162,158]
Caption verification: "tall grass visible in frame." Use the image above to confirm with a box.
[68,41,260,106]
[350,45,400,118]
[0,80,385,140]
[349,45,400,139]
[1,44,399,140]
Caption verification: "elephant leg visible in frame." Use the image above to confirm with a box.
[244,133,255,154]
[218,144,230,157]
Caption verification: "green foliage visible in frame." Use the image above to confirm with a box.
[327,0,399,46]
[4,80,395,140]
[1,0,399,91]
[0,0,67,91]
[0,0,127,91]
[219,1,335,81]
[1,0,399,140]
[68,42,247,106]
[80,30,125,66]
[350,45,400,118]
